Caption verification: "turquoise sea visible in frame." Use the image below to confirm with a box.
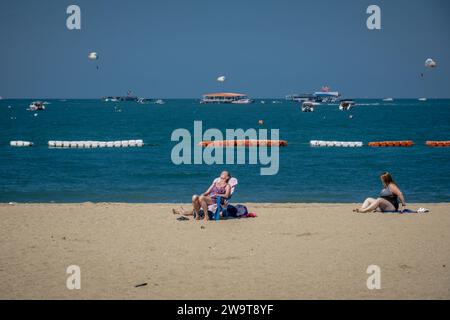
[1,99,449,203]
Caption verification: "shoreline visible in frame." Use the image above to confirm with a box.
[1,202,449,299]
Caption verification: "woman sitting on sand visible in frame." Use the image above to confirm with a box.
[355,172,406,213]
[173,171,232,220]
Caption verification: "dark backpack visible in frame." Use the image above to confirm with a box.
[235,204,248,217]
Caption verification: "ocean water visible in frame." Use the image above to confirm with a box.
[1,99,449,203]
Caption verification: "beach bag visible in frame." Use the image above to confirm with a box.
[223,205,238,218]
[235,204,248,217]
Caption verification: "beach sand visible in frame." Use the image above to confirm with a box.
[0,203,449,300]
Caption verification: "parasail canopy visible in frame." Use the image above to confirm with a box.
[425,58,436,68]
[88,52,99,60]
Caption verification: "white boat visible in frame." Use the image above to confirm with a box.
[200,93,253,104]
[418,98,427,101]
[154,99,165,105]
[231,98,253,104]
[383,98,394,102]
[28,101,46,111]
[301,101,315,112]
[137,98,152,104]
[339,100,355,111]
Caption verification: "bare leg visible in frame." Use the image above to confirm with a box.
[172,206,195,216]
[354,197,375,212]
[199,195,214,221]
[192,195,201,219]
[361,198,376,210]
[357,198,395,213]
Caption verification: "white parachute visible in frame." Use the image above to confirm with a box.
[425,58,436,68]
[217,75,226,82]
[88,52,99,60]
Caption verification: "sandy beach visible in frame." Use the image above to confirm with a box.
[0,202,449,300]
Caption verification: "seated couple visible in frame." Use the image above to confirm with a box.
[173,171,237,220]
[355,172,407,213]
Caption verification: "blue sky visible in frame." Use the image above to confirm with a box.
[0,0,449,98]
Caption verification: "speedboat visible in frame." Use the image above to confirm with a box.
[28,101,45,111]
[418,98,427,101]
[301,101,315,112]
[137,98,152,104]
[103,96,119,102]
[154,99,165,105]
[231,98,253,104]
[339,100,355,111]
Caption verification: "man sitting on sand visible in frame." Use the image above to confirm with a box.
[173,171,232,220]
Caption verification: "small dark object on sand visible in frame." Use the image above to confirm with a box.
[177,216,189,221]
[135,283,148,288]
[201,226,206,229]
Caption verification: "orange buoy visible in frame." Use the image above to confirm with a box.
[426,141,450,147]
[198,140,288,148]
[368,141,414,147]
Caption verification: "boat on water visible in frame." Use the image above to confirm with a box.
[383,98,394,102]
[339,99,356,111]
[418,98,427,101]
[103,96,119,102]
[137,98,152,104]
[154,99,165,105]
[301,101,315,112]
[28,101,46,111]
[103,90,139,102]
[200,93,253,104]
[286,93,315,102]
[314,91,340,103]
[287,87,341,103]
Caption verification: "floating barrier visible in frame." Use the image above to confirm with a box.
[426,141,450,147]
[198,140,288,147]
[310,140,363,148]
[10,141,34,147]
[48,139,144,148]
[368,141,413,147]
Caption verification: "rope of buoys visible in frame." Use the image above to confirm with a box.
[368,141,414,147]
[310,140,363,147]
[198,140,288,147]
[10,141,34,147]
[426,141,450,147]
[48,140,144,148]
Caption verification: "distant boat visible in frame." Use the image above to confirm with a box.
[154,99,165,105]
[137,98,152,104]
[286,93,314,102]
[418,98,427,101]
[103,96,119,102]
[301,101,315,112]
[103,91,138,102]
[200,93,253,104]
[231,98,252,104]
[383,98,394,102]
[339,99,356,111]
[28,101,46,111]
